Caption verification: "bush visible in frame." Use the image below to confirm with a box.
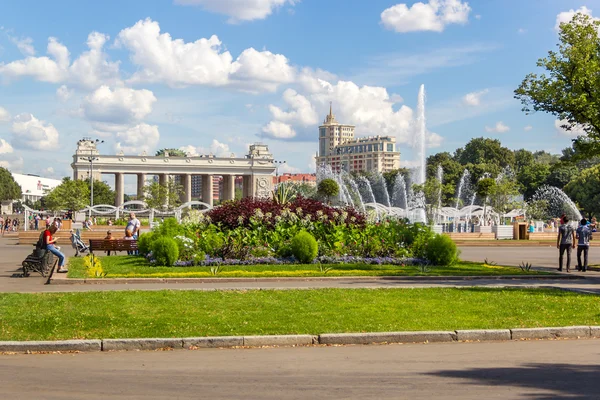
[151,237,180,266]
[137,232,156,256]
[156,218,184,238]
[411,228,435,259]
[290,231,318,263]
[424,234,460,266]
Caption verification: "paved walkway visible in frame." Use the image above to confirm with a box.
[2,237,600,294]
[1,339,599,399]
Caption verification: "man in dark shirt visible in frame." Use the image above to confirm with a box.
[576,218,592,272]
[557,216,576,272]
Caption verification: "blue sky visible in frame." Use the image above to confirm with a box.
[0,0,598,189]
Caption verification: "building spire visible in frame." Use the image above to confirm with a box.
[329,101,333,117]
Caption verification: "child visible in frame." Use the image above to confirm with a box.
[104,230,115,255]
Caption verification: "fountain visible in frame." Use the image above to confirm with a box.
[530,185,582,222]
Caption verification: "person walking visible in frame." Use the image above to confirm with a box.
[557,216,576,272]
[0,215,4,235]
[576,218,593,272]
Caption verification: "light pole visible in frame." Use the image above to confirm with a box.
[78,138,104,218]
[274,160,286,187]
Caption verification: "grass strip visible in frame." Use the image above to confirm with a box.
[0,288,597,341]
[67,256,547,279]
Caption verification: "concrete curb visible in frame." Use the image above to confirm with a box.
[1,327,598,354]
[48,274,583,285]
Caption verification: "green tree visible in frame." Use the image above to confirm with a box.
[533,151,560,166]
[513,149,535,174]
[88,179,115,205]
[488,178,520,217]
[476,178,496,222]
[515,13,600,159]
[426,152,464,206]
[317,179,339,204]
[383,168,410,195]
[516,163,551,200]
[0,167,22,202]
[143,178,183,210]
[564,164,600,218]
[456,138,515,168]
[155,148,187,157]
[545,163,578,189]
[45,178,90,211]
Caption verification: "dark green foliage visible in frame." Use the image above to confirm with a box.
[0,167,22,202]
[411,228,435,259]
[151,237,180,266]
[424,234,460,266]
[155,148,187,157]
[317,179,339,203]
[290,231,318,263]
[137,232,156,256]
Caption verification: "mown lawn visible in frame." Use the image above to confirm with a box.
[67,256,548,278]
[0,288,597,341]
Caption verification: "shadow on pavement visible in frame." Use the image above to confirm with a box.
[427,363,600,400]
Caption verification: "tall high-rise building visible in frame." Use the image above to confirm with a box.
[315,105,400,173]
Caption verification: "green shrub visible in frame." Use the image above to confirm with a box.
[137,232,156,256]
[156,218,184,238]
[411,228,435,259]
[198,229,225,257]
[290,231,318,263]
[151,237,180,266]
[424,234,460,266]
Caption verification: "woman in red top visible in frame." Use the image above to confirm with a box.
[45,225,67,273]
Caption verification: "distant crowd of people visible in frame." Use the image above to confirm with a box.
[0,215,20,235]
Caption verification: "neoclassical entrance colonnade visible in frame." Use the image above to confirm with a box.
[71,141,276,207]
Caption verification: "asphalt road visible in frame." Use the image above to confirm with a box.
[0,339,598,399]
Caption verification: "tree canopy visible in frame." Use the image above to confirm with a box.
[143,178,183,210]
[45,178,90,211]
[0,168,22,202]
[156,148,187,157]
[564,164,600,218]
[88,179,115,206]
[317,179,339,204]
[515,13,600,159]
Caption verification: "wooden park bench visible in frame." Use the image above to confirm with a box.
[89,239,138,255]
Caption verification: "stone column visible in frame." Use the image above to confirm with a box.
[181,174,192,204]
[202,175,214,207]
[159,174,168,187]
[137,173,146,200]
[115,173,125,207]
[242,175,253,198]
[222,175,236,201]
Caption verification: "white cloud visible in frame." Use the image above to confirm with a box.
[554,119,587,137]
[10,36,35,56]
[555,6,596,32]
[174,0,296,23]
[427,131,444,148]
[524,125,533,131]
[485,121,510,133]
[0,138,14,154]
[262,121,296,139]
[0,32,120,89]
[81,85,157,126]
[180,139,232,157]
[0,107,11,122]
[56,85,74,102]
[0,155,24,172]
[115,123,160,154]
[381,0,471,33]
[462,89,489,106]
[11,113,60,150]
[115,18,293,92]
[267,89,318,126]
[517,28,527,34]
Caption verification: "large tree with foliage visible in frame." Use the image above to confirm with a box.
[515,13,600,159]
[564,164,600,218]
[45,178,90,211]
[425,152,464,207]
[143,178,183,210]
[317,178,339,204]
[88,179,115,206]
[455,138,515,169]
[516,163,551,200]
[0,167,22,202]
[156,148,187,157]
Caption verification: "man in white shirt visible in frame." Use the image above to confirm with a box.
[125,213,141,239]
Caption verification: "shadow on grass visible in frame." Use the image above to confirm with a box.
[427,363,600,400]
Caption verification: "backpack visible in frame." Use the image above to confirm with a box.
[36,231,48,251]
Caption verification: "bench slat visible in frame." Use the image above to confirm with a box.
[89,239,138,253]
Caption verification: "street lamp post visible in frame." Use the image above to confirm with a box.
[274,160,286,187]
[78,138,104,218]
